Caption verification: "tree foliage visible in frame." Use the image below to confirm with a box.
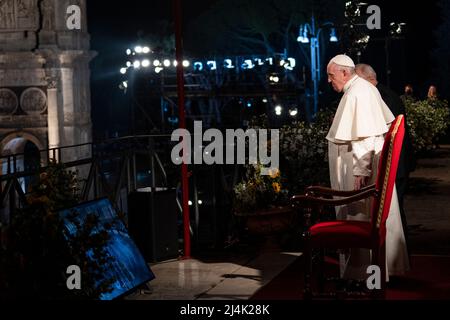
[185,0,345,57]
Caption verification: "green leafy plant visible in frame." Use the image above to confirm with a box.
[405,98,450,153]
[233,109,333,214]
[280,109,332,194]
[233,164,288,215]
[0,161,116,299]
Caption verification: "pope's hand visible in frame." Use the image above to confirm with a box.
[354,176,369,190]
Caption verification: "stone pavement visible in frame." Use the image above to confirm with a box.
[126,251,302,300]
[405,145,450,255]
[126,145,450,301]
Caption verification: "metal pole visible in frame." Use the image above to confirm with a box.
[311,37,318,115]
[174,0,191,259]
[310,16,319,115]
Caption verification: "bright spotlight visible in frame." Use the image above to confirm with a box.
[262,98,268,103]
[188,200,193,206]
[153,59,161,66]
[330,28,338,42]
[163,59,171,67]
[198,200,203,205]
[182,60,190,67]
[142,46,150,53]
[126,61,132,67]
[134,46,143,53]
[142,59,150,68]
[122,81,128,88]
[120,67,127,74]
[289,108,298,117]
[173,60,178,67]
[270,76,280,83]
[275,105,283,115]
[155,67,163,73]
[133,60,141,69]
[126,49,132,55]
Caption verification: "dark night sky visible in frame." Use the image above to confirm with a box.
[86,0,443,85]
[85,0,446,138]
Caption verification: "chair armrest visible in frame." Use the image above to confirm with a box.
[291,188,378,207]
[305,184,376,197]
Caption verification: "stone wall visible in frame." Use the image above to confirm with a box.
[0,0,94,167]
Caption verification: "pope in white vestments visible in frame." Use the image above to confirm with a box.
[325,55,410,280]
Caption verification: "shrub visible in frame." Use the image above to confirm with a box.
[405,98,450,153]
[0,161,116,299]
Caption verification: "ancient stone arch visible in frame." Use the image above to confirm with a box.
[0,0,94,167]
[0,131,45,154]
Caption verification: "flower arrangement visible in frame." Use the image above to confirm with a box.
[233,164,288,215]
[232,110,333,214]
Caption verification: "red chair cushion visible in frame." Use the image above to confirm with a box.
[309,221,372,249]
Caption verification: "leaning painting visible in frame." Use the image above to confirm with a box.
[58,198,155,300]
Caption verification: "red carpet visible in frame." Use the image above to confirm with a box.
[251,255,450,300]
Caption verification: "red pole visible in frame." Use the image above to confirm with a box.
[174,0,191,259]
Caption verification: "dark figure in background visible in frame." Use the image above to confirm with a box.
[356,63,416,256]
[427,85,438,101]
[400,84,416,104]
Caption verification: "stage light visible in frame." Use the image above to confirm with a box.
[134,46,143,53]
[142,59,150,68]
[330,28,338,42]
[182,60,190,67]
[275,105,283,116]
[142,46,150,53]
[155,67,163,73]
[269,75,280,83]
[188,200,193,206]
[262,98,268,103]
[224,59,235,69]
[207,60,217,70]
[247,102,252,108]
[126,61,132,67]
[153,59,161,66]
[163,59,171,67]
[173,60,178,67]
[288,58,296,68]
[289,108,298,117]
[193,62,203,71]
[126,49,132,55]
[133,60,141,69]
[198,200,203,205]
[120,67,127,74]
[122,81,128,88]
[242,59,255,69]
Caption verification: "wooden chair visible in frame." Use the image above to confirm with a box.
[291,115,405,299]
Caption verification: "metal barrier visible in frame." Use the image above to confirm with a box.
[0,134,240,250]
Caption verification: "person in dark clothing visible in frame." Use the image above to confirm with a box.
[356,63,416,256]
[400,84,416,104]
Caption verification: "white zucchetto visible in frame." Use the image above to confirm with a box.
[328,54,356,68]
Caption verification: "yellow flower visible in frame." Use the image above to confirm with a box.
[272,182,281,193]
[269,168,280,179]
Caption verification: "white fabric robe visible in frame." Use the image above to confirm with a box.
[327,76,410,280]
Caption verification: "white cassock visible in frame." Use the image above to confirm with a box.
[326,75,410,281]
